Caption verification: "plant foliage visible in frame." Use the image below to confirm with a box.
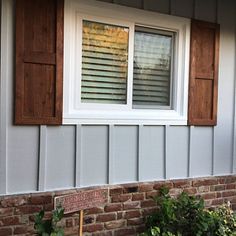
[140,187,236,236]
[34,206,64,236]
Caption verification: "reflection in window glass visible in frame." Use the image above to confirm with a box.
[81,20,129,104]
[133,27,174,108]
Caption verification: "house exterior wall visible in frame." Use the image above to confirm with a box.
[0,0,236,196]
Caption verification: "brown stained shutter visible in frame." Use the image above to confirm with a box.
[188,20,219,126]
[15,0,64,125]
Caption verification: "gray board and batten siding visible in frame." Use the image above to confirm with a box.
[0,0,236,195]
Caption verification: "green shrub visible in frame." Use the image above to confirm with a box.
[140,187,236,236]
[34,206,64,236]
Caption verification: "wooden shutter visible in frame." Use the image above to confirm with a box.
[15,0,64,125]
[188,20,219,126]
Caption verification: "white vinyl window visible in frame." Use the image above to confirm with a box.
[63,0,190,125]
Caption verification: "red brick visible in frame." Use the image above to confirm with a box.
[97,213,116,222]
[30,194,52,205]
[222,190,236,197]
[125,210,141,219]
[142,207,158,217]
[127,217,144,226]
[211,198,224,206]
[110,188,123,196]
[64,227,79,235]
[210,185,225,192]
[192,179,218,187]
[201,192,217,200]
[225,176,236,184]
[198,186,210,193]
[15,205,42,214]
[13,226,28,235]
[218,178,225,184]
[139,184,154,192]
[92,232,113,236]
[0,227,12,236]
[65,218,74,227]
[0,208,14,217]
[132,193,144,201]
[1,196,29,207]
[85,207,104,214]
[153,182,173,190]
[83,224,104,233]
[226,183,236,190]
[117,212,123,220]
[173,180,191,188]
[105,203,122,212]
[114,228,136,236]
[123,201,140,210]
[183,188,197,195]
[0,216,21,226]
[105,220,125,230]
[112,194,132,203]
[44,203,54,211]
[146,191,158,199]
[123,184,139,194]
[141,199,156,208]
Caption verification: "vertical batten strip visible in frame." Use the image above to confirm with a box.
[108,125,114,184]
[188,126,193,177]
[164,125,168,179]
[75,125,82,187]
[213,0,218,175]
[0,0,11,195]
[38,126,47,191]
[137,125,143,181]
[232,0,236,174]
[212,128,215,175]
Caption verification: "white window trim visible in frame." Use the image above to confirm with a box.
[63,0,190,125]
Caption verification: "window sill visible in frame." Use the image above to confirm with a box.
[63,110,187,125]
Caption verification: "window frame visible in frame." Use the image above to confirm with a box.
[63,0,190,125]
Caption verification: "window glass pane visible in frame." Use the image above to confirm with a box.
[133,27,173,108]
[81,20,129,104]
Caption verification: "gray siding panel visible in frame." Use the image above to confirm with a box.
[190,127,213,177]
[7,127,39,193]
[113,0,142,8]
[194,0,216,22]
[144,0,170,14]
[80,125,109,186]
[139,126,165,181]
[113,126,138,183]
[45,126,75,190]
[166,126,189,179]
[214,0,236,175]
[170,0,194,18]
[0,0,12,195]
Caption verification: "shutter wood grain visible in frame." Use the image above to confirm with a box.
[188,20,219,126]
[15,0,64,125]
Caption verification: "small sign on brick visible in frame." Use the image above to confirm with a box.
[54,189,108,214]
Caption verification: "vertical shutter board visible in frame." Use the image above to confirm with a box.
[188,19,220,126]
[15,0,64,125]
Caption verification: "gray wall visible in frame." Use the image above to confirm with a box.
[1,0,236,195]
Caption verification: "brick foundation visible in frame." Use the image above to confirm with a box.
[0,175,236,236]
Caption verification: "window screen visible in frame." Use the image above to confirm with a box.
[133,26,174,108]
[81,20,129,104]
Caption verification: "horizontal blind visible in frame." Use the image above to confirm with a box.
[81,20,129,104]
[133,27,173,108]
